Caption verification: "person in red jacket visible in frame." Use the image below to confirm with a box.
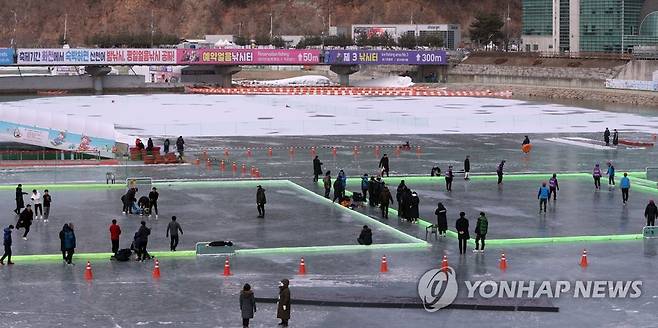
[109,219,121,254]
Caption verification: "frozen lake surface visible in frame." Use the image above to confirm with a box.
[2,94,657,140]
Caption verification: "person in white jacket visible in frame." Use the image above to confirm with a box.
[30,190,42,220]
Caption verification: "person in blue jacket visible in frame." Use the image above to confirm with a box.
[538,182,550,213]
[0,225,14,265]
[338,170,347,190]
[607,162,616,189]
[361,174,369,202]
[620,173,631,205]
[59,223,76,265]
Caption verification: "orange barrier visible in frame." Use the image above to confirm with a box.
[618,139,654,147]
[36,90,68,96]
[186,86,513,98]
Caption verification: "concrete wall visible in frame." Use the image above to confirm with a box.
[615,60,658,81]
[450,64,620,80]
[0,75,145,93]
[449,73,605,89]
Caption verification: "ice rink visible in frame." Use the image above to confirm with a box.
[0,94,657,327]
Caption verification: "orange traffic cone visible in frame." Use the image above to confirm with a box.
[84,261,93,281]
[499,253,507,271]
[268,147,273,157]
[380,255,388,273]
[331,147,337,157]
[441,255,449,272]
[241,163,247,175]
[223,256,232,276]
[152,258,161,279]
[220,160,226,171]
[580,249,588,268]
[298,257,306,275]
[246,148,252,157]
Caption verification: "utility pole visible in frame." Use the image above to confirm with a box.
[63,13,68,45]
[150,10,155,48]
[10,10,17,48]
[506,1,511,51]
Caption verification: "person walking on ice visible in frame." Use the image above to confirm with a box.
[176,136,185,161]
[645,200,657,226]
[361,174,369,202]
[620,173,631,205]
[322,171,332,198]
[464,156,471,180]
[312,156,323,183]
[538,182,549,213]
[148,187,159,218]
[30,190,42,220]
[435,203,447,237]
[256,185,266,218]
[277,279,291,327]
[548,174,559,201]
[109,219,121,255]
[593,164,602,190]
[16,205,33,240]
[166,216,183,251]
[42,189,52,222]
[496,160,506,184]
[612,129,619,146]
[607,162,616,189]
[379,154,390,177]
[239,283,257,328]
[604,128,611,146]
[445,166,454,192]
[0,225,14,265]
[379,184,394,219]
[14,184,27,215]
[59,223,76,265]
[456,212,470,255]
[473,212,488,253]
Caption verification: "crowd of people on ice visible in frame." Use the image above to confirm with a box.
[314,133,651,255]
[1,183,186,265]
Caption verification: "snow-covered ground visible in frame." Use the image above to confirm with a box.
[237,75,332,86]
[351,76,414,88]
[1,94,657,139]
